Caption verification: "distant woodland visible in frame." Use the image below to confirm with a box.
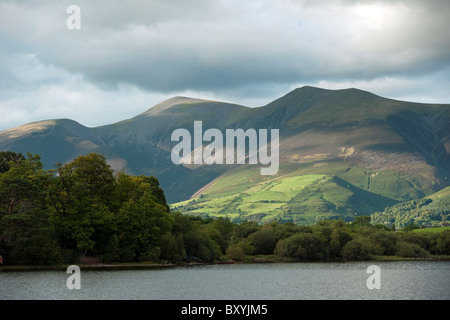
[0,151,449,266]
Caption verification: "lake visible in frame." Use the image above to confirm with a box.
[1,261,449,300]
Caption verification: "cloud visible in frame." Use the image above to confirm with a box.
[0,0,449,131]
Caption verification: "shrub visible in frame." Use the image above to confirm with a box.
[249,229,277,255]
[395,241,431,258]
[233,238,254,255]
[183,230,215,262]
[283,232,328,261]
[341,240,372,261]
[369,230,397,255]
[226,245,244,261]
[160,232,183,262]
[274,239,288,258]
[436,230,450,255]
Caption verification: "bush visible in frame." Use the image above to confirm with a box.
[249,229,277,255]
[283,232,328,261]
[436,230,450,255]
[233,238,254,255]
[183,230,215,262]
[226,245,244,261]
[395,241,431,258]
[160,232,183,262]
[141,247,161,262]
[274,239,288,258]
[369,230,397,255]
[399,233,432,252]
[341,240,372,261]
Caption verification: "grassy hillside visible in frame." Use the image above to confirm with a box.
[2,86,449,213]
[171,161,410,225]
[371,186,450,228]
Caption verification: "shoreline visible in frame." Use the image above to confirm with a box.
[1,255,450,272]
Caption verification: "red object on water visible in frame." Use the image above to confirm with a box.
[0,256,3,265]
[216,260,235,264]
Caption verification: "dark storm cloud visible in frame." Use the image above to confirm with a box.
[49,0,450,93]
[0,0,449,130]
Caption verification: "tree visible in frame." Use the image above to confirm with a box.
[116,192,173,261]
[0,153,62,265]
[351,216,371,228]
[115,172,169,211]
[249,229,277,255]
[160,232,185,262]
[395,241,431,258]
[341,240,371,261]
[282,232,328,261]
[329,225,352,259]
[183,228,216,262]
[0,151,25,173]
[402,223,420,232]
[226,245,244,261]
[47,153,116,254]
[231,221,259,243]
[274,238,288,257]
[436,230,450,255]
[369,230,397,255]
[207,217,235,253]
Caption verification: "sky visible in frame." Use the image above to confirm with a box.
[1,0,449,131]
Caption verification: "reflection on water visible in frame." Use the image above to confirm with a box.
[1,261,449,300]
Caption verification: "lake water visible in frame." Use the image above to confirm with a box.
[1,261,449,300]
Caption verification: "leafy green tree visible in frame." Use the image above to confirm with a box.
[116,192,173,261]
[249,228,277,255]
[273,222,305,240]
[369,230,397,255]
[398,232,432,252]
[232,238,255,255]
[274,238,288,257]
[351,216,371,228]
[402,222,420,232]
[0,151,25,173]
[159,232,185,262]
[183,225,216,262]
[436,230,450,255]
[226,245,244,261]
[171,211,194,235]
[0,153,62,265]
[341,239,372,261]
[232,221,260,240]
[115,172,169,211]
[395,241,431,258]
[99,233,121,263]
[47,153,117,254]
[208,217,234,253]
[283,232,328,261]
[329,225,352,259]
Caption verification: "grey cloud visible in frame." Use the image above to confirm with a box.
[0,0,449,132]
[3,0,450,94]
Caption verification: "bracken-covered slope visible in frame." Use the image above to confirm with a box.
[1,86,449,224]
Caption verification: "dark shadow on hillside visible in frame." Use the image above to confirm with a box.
[332,176,399,215]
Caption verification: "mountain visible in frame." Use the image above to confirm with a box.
[1,86,449,225]
[371,186,450,228]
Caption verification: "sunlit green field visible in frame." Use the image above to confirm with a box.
[412,226,450,234]
[172,171,361,224]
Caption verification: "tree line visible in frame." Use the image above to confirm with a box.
[0,151,449,266]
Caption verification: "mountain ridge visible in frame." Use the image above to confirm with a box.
[1,86,449,225]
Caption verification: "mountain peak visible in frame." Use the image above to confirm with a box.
[0,120,57,141]
[137,96,216,117]
[294,85,375,96]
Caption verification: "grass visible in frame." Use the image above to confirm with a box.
[412,226,450,234]
[372,186,450,228]
[171,163,401,225]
